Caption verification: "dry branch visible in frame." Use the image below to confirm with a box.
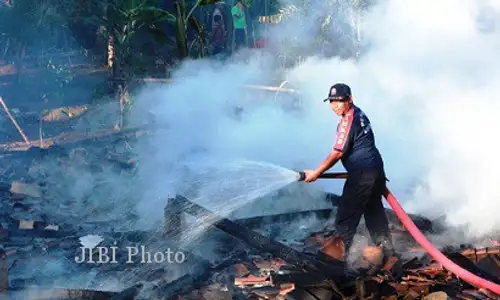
[0,97,29,144]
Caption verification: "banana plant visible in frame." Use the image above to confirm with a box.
[104,0,175,48]
[106,0,216,61]
[98,0,177,93]
[173,0,220,59]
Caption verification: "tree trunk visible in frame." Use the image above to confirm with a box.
[175,1,188,59]
[107,33,116,95]
[107,1,117,95]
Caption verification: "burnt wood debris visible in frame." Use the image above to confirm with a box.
[0,82,497,300]
[1,0,499,298]
[3,153,500,300]
[0,107,497,299]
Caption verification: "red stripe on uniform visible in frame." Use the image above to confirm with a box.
[333,113,353,152]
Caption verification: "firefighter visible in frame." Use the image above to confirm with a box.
[302,83,396,263]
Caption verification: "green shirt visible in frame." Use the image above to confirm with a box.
[231,5,246,29]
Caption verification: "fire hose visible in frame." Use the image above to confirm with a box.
[296,171,500,296]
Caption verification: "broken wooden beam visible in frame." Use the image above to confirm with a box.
[442,251,500,285]
[327,193,434,233]
[270,271,333,287]
[233,208,333,228]
[0,124,157,153]
[170,195,355,283]
[234,203,433,234]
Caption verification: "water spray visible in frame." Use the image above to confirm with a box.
[296,171,500,295]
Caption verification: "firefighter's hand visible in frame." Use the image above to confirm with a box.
[304,170,319,182]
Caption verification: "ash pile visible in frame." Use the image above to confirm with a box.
[1,144,500,300]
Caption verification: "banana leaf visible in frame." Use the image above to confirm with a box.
[175,1,188,58]
[134,7,176,23]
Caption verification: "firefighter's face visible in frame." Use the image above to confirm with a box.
[329,98,351,115]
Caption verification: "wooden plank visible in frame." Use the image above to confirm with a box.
[0,124,157,153]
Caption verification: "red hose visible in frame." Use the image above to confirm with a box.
[318,172,500,295]
[384,187,500,295]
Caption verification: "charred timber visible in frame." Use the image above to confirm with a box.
[109,283,143,300]
[327,193,434,233]
[270,272,334,287]
[0,124,158,154]
[171,195,356,283]
[234,208,333,229]
[149,249,246,300]
[233,204,434,233]
[441,251,500,285]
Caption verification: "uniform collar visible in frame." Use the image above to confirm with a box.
[342,105,355,117]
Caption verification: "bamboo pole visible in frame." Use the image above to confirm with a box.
[274,80,289,101]
[137,77,300,93]
[0,97,29,144]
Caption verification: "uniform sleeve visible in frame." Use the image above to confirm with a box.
[333,115,354,153]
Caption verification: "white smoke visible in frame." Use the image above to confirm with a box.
[131,0,500,238]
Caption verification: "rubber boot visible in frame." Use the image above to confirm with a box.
[319,236,345,262]
[379,241,403,278]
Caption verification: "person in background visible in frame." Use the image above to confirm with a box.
[211,3,227,56]
[231,0,247,51]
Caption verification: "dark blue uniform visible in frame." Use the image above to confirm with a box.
[333,105,384,171]
[331,105,394,259]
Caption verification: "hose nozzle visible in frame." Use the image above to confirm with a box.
[296,171,306,181]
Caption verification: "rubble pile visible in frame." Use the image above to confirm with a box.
[160,196,500,300]
[1,147,500,299]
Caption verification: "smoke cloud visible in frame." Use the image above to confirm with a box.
[130,0,500,240]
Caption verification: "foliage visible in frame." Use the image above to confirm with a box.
[0,0,71,61]
[47,60,76,87]
[102,0,175,46]
[101,0,179,77]
[0,0,374,77]
[171,0,219,59]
